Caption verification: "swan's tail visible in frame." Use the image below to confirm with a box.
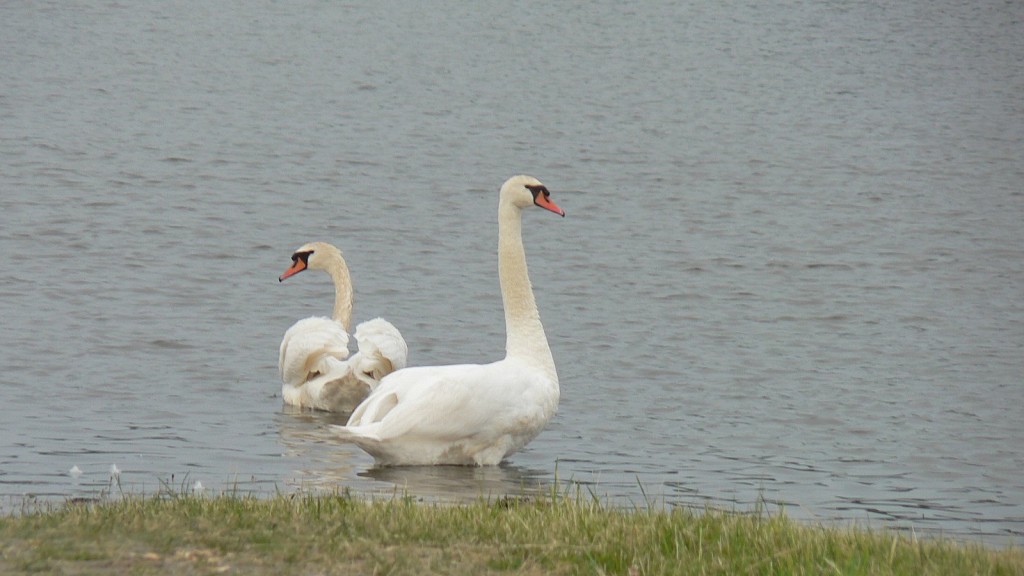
[279,317,350,386]
[329,424,382,449]
[351,318,409,384]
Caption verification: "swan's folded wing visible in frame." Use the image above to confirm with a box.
[279,317,350,386]
[345,362,542,441]
[353,318,409,374]
[344,365,427,427]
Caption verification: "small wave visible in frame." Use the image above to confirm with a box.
[149,339,194,350]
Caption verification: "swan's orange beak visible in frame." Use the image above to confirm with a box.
[535,195,565,217]
[279,259,307,282]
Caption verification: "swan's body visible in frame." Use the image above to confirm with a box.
[278,242,408,413]
[331,175,564,466]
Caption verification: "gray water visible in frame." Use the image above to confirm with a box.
[2,0,1023,546]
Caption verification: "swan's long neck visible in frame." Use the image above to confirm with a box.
[325,257,354,332]
[498,202,556,379]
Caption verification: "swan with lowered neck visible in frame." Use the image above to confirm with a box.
[330,175,565,466]
[278,242,408,413]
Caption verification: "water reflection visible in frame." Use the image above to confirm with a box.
[359,464,549,503]
[275,407,363,490]
[275,407,550,501]
[278,404,350,432]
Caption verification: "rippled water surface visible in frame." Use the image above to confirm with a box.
[2,0,1023,545]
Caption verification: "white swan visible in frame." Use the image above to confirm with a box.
[278,242,408,413]
[330,175,565,466]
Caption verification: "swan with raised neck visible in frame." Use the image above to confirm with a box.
[330,174,565,466]
[278,241,407,413]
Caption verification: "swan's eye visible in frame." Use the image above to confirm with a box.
[292,251,313,264]
[525,184,549,200]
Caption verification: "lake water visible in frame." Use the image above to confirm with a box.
[2,0,1022,546]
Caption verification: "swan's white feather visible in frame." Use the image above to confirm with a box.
[279,316,350,386]
[329,175,563,466]
[351,317,409,378]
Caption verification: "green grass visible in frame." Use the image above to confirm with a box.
[1,489,1021,575]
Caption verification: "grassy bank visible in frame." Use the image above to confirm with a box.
[1,490,1021,575]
